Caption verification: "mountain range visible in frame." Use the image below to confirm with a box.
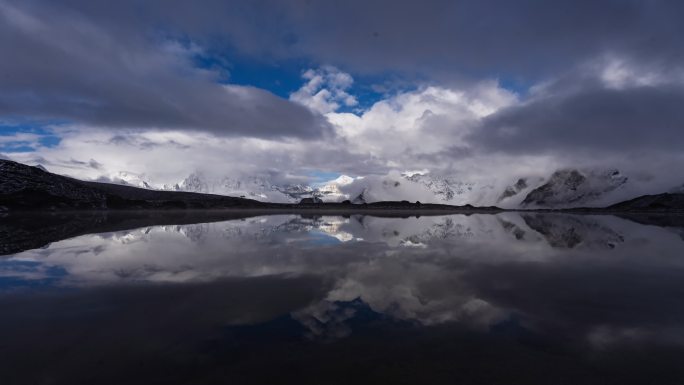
[91,167,641,208]
[2,159,684,212]
[168,172,356,203]
[0,159,492,212]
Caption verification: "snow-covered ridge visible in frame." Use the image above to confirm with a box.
[100,171,361,203]
[92,167,662,208]
[170,172,316,203]
[340,168,638,208]
[105,171,153,189]
[521,169,628,208]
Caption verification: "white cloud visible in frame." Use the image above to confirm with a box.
[0,132,43,145]
[290,66,358,114]
[328,81,518,162]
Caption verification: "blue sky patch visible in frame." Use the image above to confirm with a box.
[0,120,63,153]
[189,41,401,112]
[307,170,342,185]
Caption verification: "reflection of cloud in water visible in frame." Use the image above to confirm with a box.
[4,213,684,349]
[291,300,359,341]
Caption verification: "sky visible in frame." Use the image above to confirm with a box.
[1,0,684,192]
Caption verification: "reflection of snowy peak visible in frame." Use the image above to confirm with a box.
[521,169,628,207]
[521,214,625,249]
[402,217,476,245]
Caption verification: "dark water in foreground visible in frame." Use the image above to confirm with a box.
[1,212,684,384]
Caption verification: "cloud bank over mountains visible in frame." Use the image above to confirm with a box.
[2,0,684,204]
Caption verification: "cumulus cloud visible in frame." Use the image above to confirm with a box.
[290,66,358,114]
[328,81,518,169]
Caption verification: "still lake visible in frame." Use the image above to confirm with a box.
[1,212,684,384]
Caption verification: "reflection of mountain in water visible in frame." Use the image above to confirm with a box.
[2,212,658,257]
[291,298,391,342]
[401,217,476,246]
[0,211,270,256]
[521,214,625,249]
[4,212,684,358]
[498,218,527,240]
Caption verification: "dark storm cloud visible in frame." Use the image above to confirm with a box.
[5,0,684,88]
[469,81,684,155]
[0,1,330,138]
[68,0,682,78]
[278,0,684,77]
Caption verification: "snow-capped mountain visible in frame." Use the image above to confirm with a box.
[343,171,498,206]
[106,171,153,189]
[521,169,628,208]
[317,175,356,202]
[498,178,529,202]
[92,166,637,208]
[166,172,359,203]
[403,172,476,201]
[341,168,634,208]
[170,172,301,202]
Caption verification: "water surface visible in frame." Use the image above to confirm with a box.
[1,212,684,384]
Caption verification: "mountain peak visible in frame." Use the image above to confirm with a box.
[332,175,355,185]
[522,168,627,207]
[498,178,529,202]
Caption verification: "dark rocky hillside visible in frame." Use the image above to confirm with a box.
[607,193,684,212]
[0,160,264,210]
